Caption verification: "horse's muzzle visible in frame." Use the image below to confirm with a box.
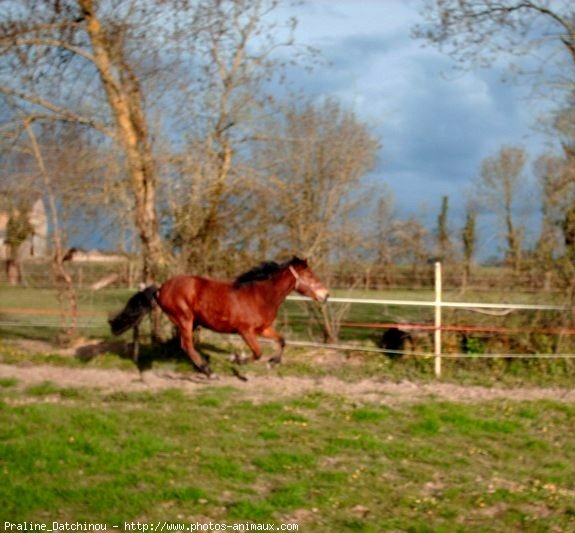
[315,288,329,303]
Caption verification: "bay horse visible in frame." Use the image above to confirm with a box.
[109,257,328,377]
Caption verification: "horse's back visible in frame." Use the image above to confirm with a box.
[156,275,239,331]
[157,275,226,309]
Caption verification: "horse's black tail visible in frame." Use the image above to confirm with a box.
[109,285,159,336]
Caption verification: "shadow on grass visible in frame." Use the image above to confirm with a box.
[74,333,230,375]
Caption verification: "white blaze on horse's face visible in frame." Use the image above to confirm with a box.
[289,265,329,303]
[313,285,329,303]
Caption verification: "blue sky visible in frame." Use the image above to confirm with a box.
[279,0,559,258]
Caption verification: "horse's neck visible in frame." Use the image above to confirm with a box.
[253,268,295,305]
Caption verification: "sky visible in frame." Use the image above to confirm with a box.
[278,0,560,259]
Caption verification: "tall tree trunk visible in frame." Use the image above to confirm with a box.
[6,255,21,286]
[80,0,165,284]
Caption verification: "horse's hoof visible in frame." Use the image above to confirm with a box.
[200,364,216,379]
[232,367,248,382]
[233,353,250,365]
[267,357,281,369]
[208,372,219,380]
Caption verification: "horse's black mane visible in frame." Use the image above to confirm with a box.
[233,256,306,288]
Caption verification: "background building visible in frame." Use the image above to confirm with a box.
[0,198,48,260]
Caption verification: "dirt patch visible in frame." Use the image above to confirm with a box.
[2,338,574,404]
[1,362,574,405]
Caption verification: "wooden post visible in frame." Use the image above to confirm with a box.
[434,261,442,378]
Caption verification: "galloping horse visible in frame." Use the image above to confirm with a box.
[109,257,328,377]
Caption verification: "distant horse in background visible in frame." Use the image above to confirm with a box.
[109,257,329,377]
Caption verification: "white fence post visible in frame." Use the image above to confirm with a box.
[434,261,442,378]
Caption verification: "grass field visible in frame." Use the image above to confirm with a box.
[1,283,575,531]
[1,361,574,532]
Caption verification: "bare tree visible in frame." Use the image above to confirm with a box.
[436,195,451,263]
[2,201,34,286]
[533,147,575,275]
[549,93,575,268]
[0,0,181,281]
[1,129,42,285]
[374,194,397,286]
[1,113,122,338]
[461,203,477,293]
[24,120,79,340]
[242,98,381,343]
[166,0,306,275]
[255,99,379,262]
[531,154,566,290]
[534,154,565,257]
[0,0,314,283]
[391,218,431,286]
[476,146,527,273]
[414,1,575,87]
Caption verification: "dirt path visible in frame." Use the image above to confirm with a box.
[1,362,574,405]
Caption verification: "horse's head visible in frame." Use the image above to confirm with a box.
[288,258,329,303]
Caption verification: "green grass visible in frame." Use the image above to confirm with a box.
[0,377,18,388]
[0,286,130,341]
[1,379,574,531]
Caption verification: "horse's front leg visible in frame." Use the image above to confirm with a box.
[237,329,263,364]
[260,326,285,367]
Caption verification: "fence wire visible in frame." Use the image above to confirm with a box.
[1,291,574,360]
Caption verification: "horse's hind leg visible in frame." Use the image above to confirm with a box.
[260,326,285,367]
